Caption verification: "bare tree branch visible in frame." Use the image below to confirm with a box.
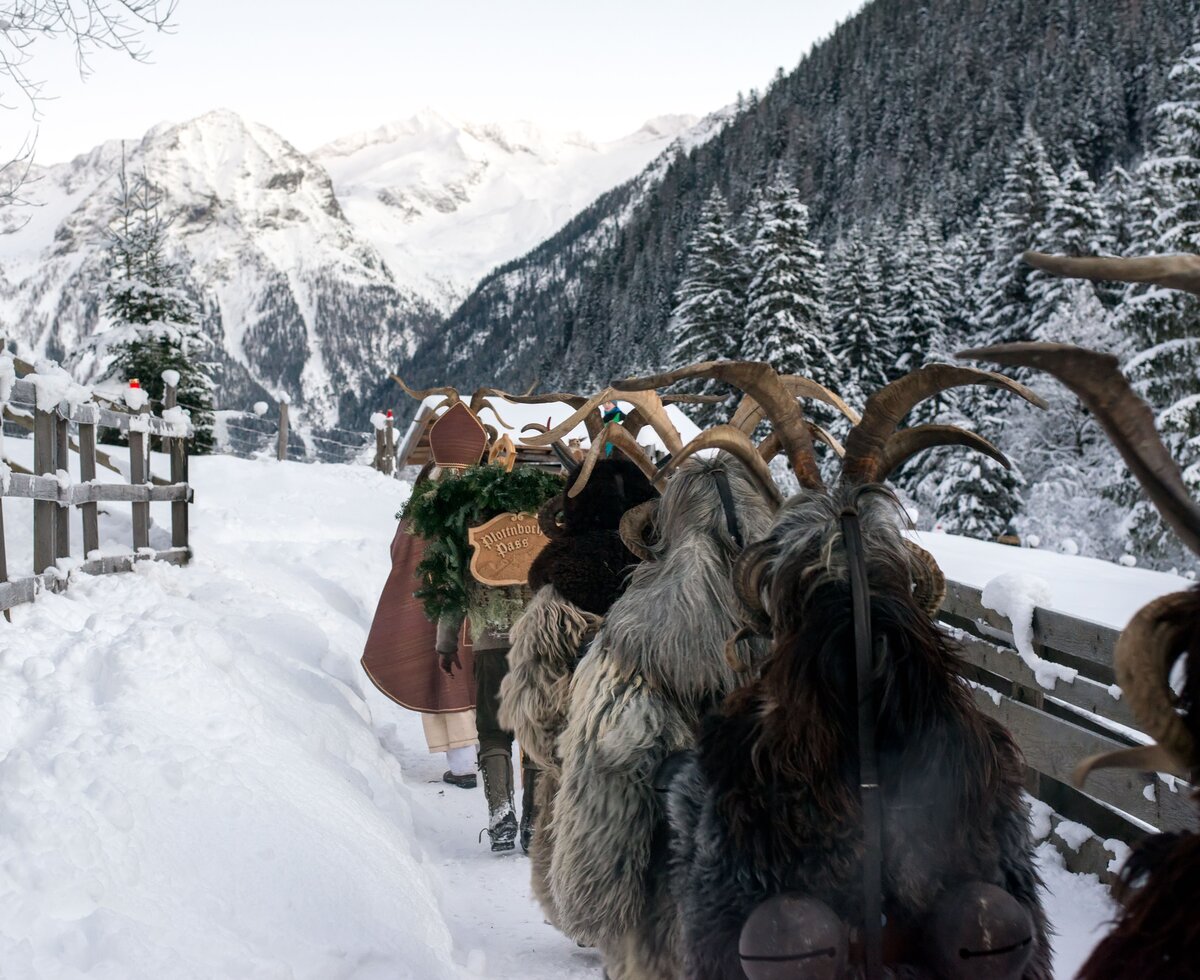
[1,1,177,204]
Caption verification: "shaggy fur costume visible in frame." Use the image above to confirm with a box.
[498,457,657,925]
[548,456,774,980]
[666,489,1052,979]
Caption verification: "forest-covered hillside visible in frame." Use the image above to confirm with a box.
[401,0,1199,570]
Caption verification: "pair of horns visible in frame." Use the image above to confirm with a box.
[614,360,1043,501]
[962,248,1200,780]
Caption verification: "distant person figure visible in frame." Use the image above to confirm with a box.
[361,462,479,788]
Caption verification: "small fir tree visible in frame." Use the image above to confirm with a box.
[103,156,215,452]
[667,188,748,425]
[744,179,835,386]
[828,233,888,410]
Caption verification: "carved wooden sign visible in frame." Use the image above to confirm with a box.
[467,512,550,586]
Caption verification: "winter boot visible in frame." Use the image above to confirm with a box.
[480,751,517,852]
[443,770,477,789]
[519,764,538,854]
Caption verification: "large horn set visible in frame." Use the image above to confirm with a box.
[961,249,1200,783]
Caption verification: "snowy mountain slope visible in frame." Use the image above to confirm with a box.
[312,110,698,309]
[0,110,703,429]
[0,110,441,427]
[0,442,1138,977]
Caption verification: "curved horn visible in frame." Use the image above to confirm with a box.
[522,390,614,445]
[905,539,947,618]
[391,374,461,404]
[615,361,824,490]
[662,393,725,405]
[475,400,515,430]
[537,494,569,540]
[1074,590,1199,783]
[521,422,549,435]
[522,378,539,396]
[652,425,783,505]
[957,343,1200,556]
[756,422,844,462]
[1023,250,1200,297]
[875,424,1011,483]
[841,364,1047,485]
[551,441,582,477]
[619,499,659,561]
[567,423,659,499]
[733,538,775,621]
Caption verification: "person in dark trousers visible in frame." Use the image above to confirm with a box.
[437,589,528,852]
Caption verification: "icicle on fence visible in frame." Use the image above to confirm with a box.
[0,362,194,615]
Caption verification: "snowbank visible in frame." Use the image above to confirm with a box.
[914,528,1192,630]
[0,454,458,979]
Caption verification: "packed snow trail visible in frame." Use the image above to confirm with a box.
[0,450,1134,977]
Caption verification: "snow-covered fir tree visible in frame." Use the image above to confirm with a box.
[101,158,215,452]
[977,128,1060,348]
[885,215,958,372]
[667,188,748,425]
[1115,38,1200,564]
[828,232,888,410]
[744,179,835,387]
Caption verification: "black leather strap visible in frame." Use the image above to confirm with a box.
[841,507,884,980]
[714,468,744,549]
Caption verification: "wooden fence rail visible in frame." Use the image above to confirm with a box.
[1,371,195,615]
[939,576,1196,882]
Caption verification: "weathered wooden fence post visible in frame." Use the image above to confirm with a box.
[54,408,71,562]
[77,408,100,558]
[33,403,56,574]
[277,397,289,462]
[129,384,151,552]
[163,377,189,557]
[385,410,396,475]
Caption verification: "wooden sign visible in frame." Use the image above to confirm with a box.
[467,511,550,586]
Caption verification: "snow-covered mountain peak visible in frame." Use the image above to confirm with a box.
[314,111,702,306]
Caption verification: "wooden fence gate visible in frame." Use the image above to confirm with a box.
[1,366,194,613]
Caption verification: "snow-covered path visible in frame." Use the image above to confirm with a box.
[0,449,1143,977]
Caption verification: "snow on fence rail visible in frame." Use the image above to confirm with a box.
[939,578,1195,882]
[0,367,194,614]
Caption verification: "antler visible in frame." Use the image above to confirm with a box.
[522,388,683,457]
[1023,250,1200,297]
[391,374,461,411]
[840,364,1047,485]
[730,375,860,435]
[614,361,825,491]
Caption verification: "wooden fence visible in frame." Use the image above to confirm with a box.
[1,370,194,614]
[939,577,1196,883]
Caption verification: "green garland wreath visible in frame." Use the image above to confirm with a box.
[400,464,564,624]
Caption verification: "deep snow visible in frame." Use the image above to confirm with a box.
[0,449,1151,978]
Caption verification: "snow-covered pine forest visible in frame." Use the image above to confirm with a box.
[420,17,1200,575]
[663,40,1200,573]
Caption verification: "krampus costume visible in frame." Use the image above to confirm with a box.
[498,452,658,921]
[607,360,1053,979]
[967,251,1200,979]
[547,454,775,979]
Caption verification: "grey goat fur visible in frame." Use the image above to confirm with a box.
[548,455,774,980]
[497,585,600,924]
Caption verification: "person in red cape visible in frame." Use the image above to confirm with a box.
[361,462,479,787]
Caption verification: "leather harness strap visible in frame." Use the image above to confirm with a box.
[714,468,744,549]
[840,507,885,980]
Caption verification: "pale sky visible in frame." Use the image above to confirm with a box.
[2,0,865,165]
